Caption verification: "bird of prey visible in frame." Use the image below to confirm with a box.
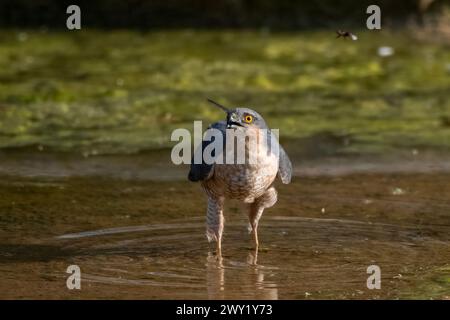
[188,99,293,257]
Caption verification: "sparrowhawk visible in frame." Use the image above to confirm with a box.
[188,99,292,257]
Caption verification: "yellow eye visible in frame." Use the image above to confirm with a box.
[244,115,253,123]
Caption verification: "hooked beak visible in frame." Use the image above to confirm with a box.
[227,113,243,129]
[227,122,243,129]
[207,98,243,128]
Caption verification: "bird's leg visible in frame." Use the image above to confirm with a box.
[248,203,262,252]
[216,237,222,259]
[252,223,259,251]
[247,249,258,265]
[206,196,225,258]
[248,187,278,251]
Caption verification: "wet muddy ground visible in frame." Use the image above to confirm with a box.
[0,152,449,299]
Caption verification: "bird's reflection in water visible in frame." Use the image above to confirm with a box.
[206,250,278,299]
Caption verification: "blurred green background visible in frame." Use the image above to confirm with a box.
[0,1,449,156]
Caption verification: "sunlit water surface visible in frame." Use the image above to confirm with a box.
[0,152,449,299]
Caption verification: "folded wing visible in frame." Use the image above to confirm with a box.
[188,121,226,182]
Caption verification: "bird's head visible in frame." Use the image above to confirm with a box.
[207,99,268,130]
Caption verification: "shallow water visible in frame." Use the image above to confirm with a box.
[0,152,449,299]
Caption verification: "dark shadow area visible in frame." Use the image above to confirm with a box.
[0,0,446,30]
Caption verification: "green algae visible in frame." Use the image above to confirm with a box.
[0,29,448,155]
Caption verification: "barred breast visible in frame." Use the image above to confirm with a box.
[202,128,279,203]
